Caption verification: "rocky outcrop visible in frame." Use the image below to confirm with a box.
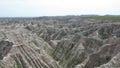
[96,53,120,68]
[0,27,60,68]
[85,44,120,68]
[0,41,13,60]
[51,35,86,68]
[0,16,120,68]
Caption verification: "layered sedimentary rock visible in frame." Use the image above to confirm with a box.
[0,27,60,68]
[0,16,120,68]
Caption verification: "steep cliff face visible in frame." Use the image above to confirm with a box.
[0,27,60,68]
[96,53,120,68]
[85,43,120,68]
[51,36,86,68]
[0,41,13,60]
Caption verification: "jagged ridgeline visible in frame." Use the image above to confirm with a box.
[0,15,120,68]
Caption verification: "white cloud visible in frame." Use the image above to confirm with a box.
[0,0,120,17]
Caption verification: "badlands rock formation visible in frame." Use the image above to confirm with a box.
[0,16,120,68]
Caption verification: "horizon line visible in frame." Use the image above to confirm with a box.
[0,14,120,18]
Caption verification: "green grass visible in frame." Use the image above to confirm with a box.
[12,63,22,68]
[82,15,120,22]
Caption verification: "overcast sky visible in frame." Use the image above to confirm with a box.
[0,0,120,17]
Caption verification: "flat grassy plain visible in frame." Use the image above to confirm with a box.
[82,15,120,22]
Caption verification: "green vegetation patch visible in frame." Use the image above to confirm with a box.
[82,15,120,22]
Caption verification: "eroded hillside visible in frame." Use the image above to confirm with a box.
[0,16,120,68]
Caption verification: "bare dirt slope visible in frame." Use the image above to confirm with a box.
[0,16,120,68]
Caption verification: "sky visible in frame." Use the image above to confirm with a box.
[0,0,120,17]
